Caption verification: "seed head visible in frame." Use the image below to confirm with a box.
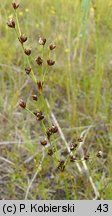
[46,128,52,139]
[34,111,44,121]
[70,145,75,151]
[40,139,47,146]
[47,148,54,156]
[7,18,15,28]
[12,1,19,10]
[38,37,46,45]
[19,99,26,109]
[25,67,31,75]
[19,34,27,44]
[57,160,65,172]
[47,59,55,66]
[84,154,89,161]
[35,56,43,65]
[32,94,37,101]
[51,125,58,133]
[97,151,103,158]
[49,43,56,50]
[36,111,44,121]
[24,48,31,56]
[77,137,83,142]
[70,155,76,162]
[70,143,78,151]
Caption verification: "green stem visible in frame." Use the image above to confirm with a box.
[25,108,35,117]
[15,11,21,36]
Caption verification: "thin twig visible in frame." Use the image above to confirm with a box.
[0,156,14,166]
[0,139,37,146]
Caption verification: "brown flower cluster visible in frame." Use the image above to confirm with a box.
[35,37,56,67]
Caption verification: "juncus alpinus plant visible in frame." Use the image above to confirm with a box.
[7,1,104,199]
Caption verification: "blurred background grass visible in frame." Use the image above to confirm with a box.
[0,0,112,199]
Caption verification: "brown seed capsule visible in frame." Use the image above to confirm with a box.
[37,81,43,92]
[77,137,83,142]
[49,43,56,50]
[36,111,42,118]
[25,67,31,75]
[19,34,27,44]
[19,99,26,109]
[24,48,31,56]
[47,59,55,66]
[32,94,37,101]
[35,56,43,65]
[38,115,44,121]
[70,143,78,151]
[97,151,103,158]
[34,111,44,121]
[38,37,46,45]
[70,155,76,162]
[12,1,19,10]
[70,145,75,151]
[33,111,41,116]
[57,160,65,172]
[84,154,89,161]
[7,18,15,28]
[40,139,47,146]
[46,128,52,139]
[74,143,78,148]
[51,125,58,133]
[47,148,54,156]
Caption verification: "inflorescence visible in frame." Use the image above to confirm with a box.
[7,1,104,172]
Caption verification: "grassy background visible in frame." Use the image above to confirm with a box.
[0,0,112,199]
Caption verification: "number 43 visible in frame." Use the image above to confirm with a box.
[97,204,108,212]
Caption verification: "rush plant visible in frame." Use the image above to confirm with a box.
[6,1,104,200]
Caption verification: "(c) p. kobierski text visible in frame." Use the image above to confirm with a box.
[19,203,76,213]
